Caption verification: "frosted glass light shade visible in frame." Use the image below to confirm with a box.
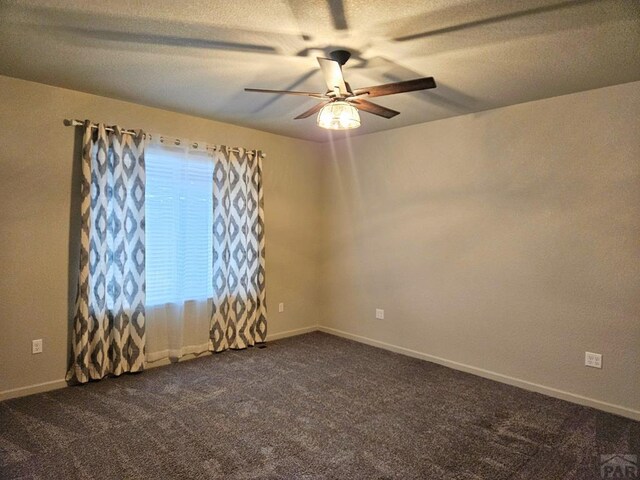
[317,101,361,130]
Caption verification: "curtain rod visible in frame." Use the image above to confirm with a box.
[63,119,266,158]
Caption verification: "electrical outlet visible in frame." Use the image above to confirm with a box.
[375,308,384,320]
[32,339,43,354]
[278,302,284,313]
[585,351,602,369]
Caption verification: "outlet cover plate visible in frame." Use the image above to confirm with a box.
[585,351,602,369]
[32,339,43,354]
[278,302,284,313]
[375,309,384,320]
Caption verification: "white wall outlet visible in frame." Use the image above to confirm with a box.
[375,308,384,320]
[278,302,284,313]
[585,351,602,369]
[32,339,43,354]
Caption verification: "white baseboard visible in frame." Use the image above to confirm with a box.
[145,326,319,369]
[0,378,67,402]
[0,326,319,402]
[318,326,640,422]
[267,325,318,341]
[4,325,637,421]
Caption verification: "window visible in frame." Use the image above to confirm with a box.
[145,144,213,306]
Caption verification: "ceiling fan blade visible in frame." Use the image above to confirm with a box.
[252,69,319,113]
[245,88,326,98]
[353,77,436,98]
[317,57,349,96]
[350,99,400,119]
[294,101,330,119]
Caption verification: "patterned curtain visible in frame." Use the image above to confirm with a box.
[67,122,146,383]
[210,147,267,352]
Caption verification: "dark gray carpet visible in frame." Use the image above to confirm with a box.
[1,332,638,479]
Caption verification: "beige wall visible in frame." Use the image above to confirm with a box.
[321,81,640,416]
[0,75,323,395]
[2,74,638,418]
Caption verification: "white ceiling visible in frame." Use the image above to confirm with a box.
[1,0,638,142]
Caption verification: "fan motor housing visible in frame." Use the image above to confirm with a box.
[330,49,351,66]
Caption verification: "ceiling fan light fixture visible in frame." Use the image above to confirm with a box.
[317,101,361,130]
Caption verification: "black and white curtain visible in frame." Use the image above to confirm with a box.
[67,122,146,383]
[210,147,267,352]
[67,123,266,380]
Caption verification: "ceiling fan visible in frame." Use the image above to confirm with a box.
[245,50,436,130]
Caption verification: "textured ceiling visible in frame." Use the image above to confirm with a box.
[0,0,638,142]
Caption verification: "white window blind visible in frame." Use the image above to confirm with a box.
[145,144,213,306]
